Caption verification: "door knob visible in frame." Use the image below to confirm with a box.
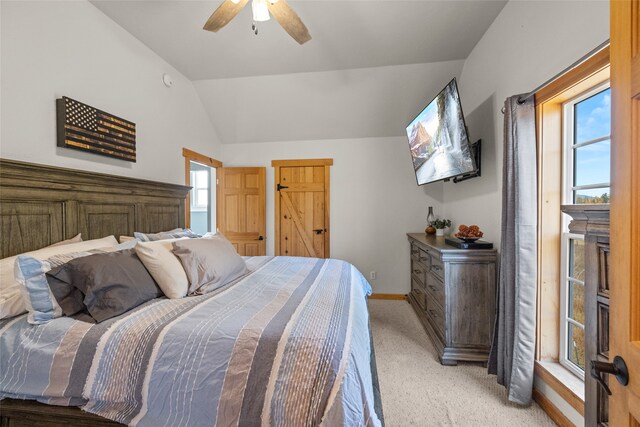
[590,355,629,396]
[256,236,264,241]
[313,229,326,235]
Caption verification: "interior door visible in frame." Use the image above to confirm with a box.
[216,167,266,256]
[273,159,332,258]
[609,0,640,424]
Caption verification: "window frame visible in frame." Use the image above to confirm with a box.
[562,82,611,205]
[182,148,222,229]
[559,232,586,377]
[558,81,611,378]
[190,169,210,211]
[534,45,609,415]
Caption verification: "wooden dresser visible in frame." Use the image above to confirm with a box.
[407,233,497,365]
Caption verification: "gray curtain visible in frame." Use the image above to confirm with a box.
[488,95,538,405]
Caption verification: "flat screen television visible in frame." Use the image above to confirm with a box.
[405,78,476,185]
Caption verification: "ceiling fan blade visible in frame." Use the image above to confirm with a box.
[267,0,311,45]
[203,0,250,32]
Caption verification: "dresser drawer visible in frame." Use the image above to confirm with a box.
[426,297,445,338]
[417,247,431,264]
[411,259,427,285]
[411,281,427,310]
[410,243,421,261]
[430,256,444,281]
[425,273,445,308]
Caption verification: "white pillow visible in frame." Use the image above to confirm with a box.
[135,238,189,299]
[0,235,119,319]
[47,233,82,247]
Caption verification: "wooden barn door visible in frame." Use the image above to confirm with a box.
[273,159,332,258]
[216,167,266,256]
[609,0,640,425]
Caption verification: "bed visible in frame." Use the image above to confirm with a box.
[0,159,384,427]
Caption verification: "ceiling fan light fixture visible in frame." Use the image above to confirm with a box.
[268,0,279,4]
[251,0,270,22]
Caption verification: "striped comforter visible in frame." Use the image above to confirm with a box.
[0,256,381,426]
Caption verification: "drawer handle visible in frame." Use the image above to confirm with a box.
[428,309,438,318]
[432,265,441,271]
[413,269,422,274]
[420,257,429,262]
[429,285,437,292]
[411,250,418,255]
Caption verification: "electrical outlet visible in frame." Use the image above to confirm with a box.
[370,271,377,280]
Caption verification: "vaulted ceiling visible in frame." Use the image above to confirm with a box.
[90,0,508,143]
[91,0,507,80]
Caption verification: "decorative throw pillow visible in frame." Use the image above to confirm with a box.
[14,257,62,324]
[0,235,119,320]
[14,250,104,324]
[119,235,135,243]
[135,238,189,299]
[47,249,162,323]
[172,236,248,295]
[134,228,200,242]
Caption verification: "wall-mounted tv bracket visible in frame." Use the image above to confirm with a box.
[453,139,482,184]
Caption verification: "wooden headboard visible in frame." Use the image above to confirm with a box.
[0,159,190,258]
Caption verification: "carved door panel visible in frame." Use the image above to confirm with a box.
[216,167,266,256]
[0,202,64,257]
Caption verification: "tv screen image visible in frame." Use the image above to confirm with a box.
[405,78,475,185]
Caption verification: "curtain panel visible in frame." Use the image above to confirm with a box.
[488,95,538,405]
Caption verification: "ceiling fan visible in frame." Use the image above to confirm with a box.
[203,0,311,45]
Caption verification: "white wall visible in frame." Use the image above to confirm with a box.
[452,1,608,423]
[194,60,465,144]
[0,1,221,185]
[203,59,463,295]
[222,137,443,294]
[444,0,609,251]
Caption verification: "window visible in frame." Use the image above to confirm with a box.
[182,148,222,236]
[563,84,611,204]
[190,169,210,210]
[559,83,611,377]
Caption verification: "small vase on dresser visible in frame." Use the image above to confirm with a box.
[407,233,497,365]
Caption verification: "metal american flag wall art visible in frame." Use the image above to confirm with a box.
[56,96,136,162]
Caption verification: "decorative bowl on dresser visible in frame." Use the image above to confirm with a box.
[407,233,497,366]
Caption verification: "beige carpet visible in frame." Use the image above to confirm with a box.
[369,300,554,426]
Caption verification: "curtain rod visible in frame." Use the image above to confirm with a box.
[501,39,610,113]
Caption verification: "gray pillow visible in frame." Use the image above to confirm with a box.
[47,249,162,322]
[172,237,248,295]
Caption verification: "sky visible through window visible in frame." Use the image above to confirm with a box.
[573,87,611,203]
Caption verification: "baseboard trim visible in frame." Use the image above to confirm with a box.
[369,294,407,301]
[533,388,574,427]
